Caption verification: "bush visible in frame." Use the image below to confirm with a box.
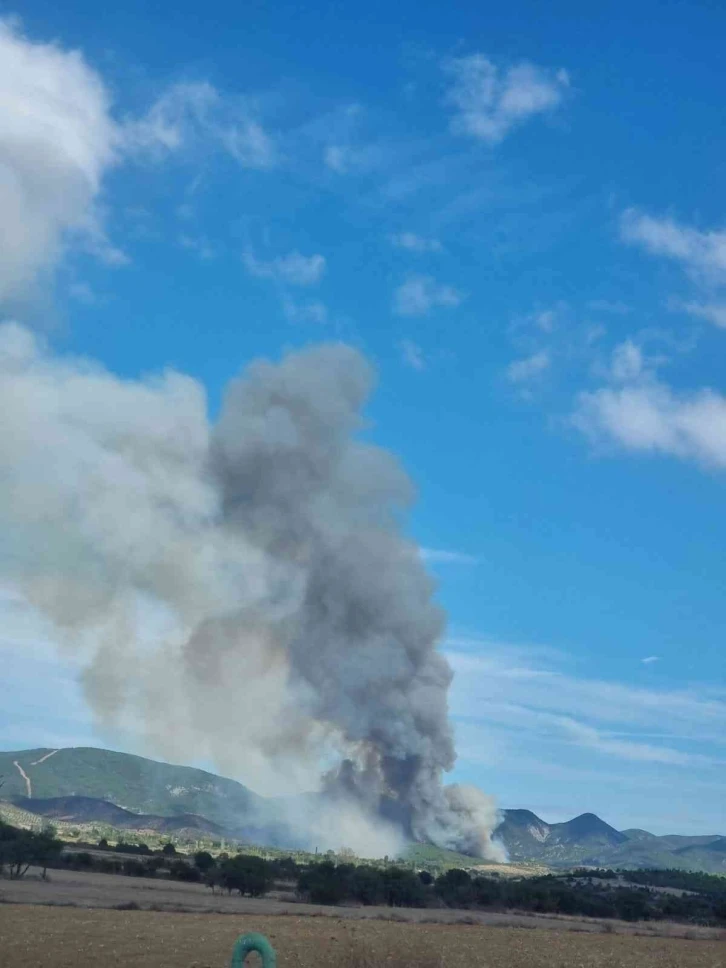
[169,859,201,882]
[350,865,386,905]
[193,850,215,873]
[65,851,94,870]
[381,868,428,908]
[219,855,273,897]
[435,869,474,908]
[122,858,151,877]
[298,860,350,905]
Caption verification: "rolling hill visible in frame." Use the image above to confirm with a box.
[2,746,725,873]
[16,795,225,837]
[0,746,267,836]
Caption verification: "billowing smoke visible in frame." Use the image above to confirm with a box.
[0,321,504,860]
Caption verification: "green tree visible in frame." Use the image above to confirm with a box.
[220,855,273,897]
[193,850,215,873]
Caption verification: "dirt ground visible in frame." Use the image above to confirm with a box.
[1,903,724,968]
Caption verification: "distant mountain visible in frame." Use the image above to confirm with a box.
[2,746,725,873]
[495,809,726,874]
[495,810,626,865]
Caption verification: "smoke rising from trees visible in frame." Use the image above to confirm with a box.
[0,322,504,860]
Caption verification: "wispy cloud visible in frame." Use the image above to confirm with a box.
[179,234,215,261]
[443,53,569,144]
[243,250,326,286]
[506,350,551,384]
[398,338,426,371]
[393,275,463,316]
[282,298,328,324]
[323,143,382,174]
[68,282,97,305]
[123,81,278,169]
[621,210,726,286]
[422,548,478,565]
[448,644,726,764]
[642,656,660,665]
[390,232,443,254]
[682,302,726,329]
[621,211,726,332]
[607,340,645,383]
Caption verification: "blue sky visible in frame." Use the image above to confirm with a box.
[0,0,725,836]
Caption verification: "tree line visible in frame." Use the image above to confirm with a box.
[0,820,62,879]
[3,819,725,926]
[62,847,726,925]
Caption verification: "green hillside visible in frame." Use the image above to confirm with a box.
[2,746,725,875]
[0,747,265,829]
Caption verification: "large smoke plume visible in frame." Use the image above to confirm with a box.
[0,322,504,860]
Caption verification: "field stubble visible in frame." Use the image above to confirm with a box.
[1,903,725,968]
[0,869,724,968]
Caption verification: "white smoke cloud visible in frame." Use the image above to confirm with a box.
[0,322,503,859]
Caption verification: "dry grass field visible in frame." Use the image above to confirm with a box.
[1,903,725,968]
[0,867,603,928]
[3,867,725,939]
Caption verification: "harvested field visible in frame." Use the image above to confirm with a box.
[1,903,724,968]
[2,868,725,940]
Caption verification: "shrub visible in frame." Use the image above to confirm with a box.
[220,855,274,897]
[193,850,215,873]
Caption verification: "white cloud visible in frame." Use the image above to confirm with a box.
[0,19,119,303]
[398,338,426,371]
[533,309,557,332]
[554,716,709,767]
[608,339,644,383]
[571,337,726,469]
[390,232,443,254]
[621,210,726,285]
[123,81,277,170]
[393,275,463,316]
[421,548,478,565]
[323,144,379,174]
[574,379,726,468]
[324,145,348,172]
[282,298,328,324]
[682,302,726,329]
[642,656,660,665]
[243,250,326,287]
[444,53,569,144]
[68,281,96,304]
[506,350,550,384]
[179,234,215,261]
[448,645,726,759]
[221,120,277,169]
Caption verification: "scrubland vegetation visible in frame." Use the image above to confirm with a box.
[3,818,725,928]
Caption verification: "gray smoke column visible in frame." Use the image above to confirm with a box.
[0,322,504,860]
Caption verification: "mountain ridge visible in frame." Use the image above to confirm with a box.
[2,746,724,873]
